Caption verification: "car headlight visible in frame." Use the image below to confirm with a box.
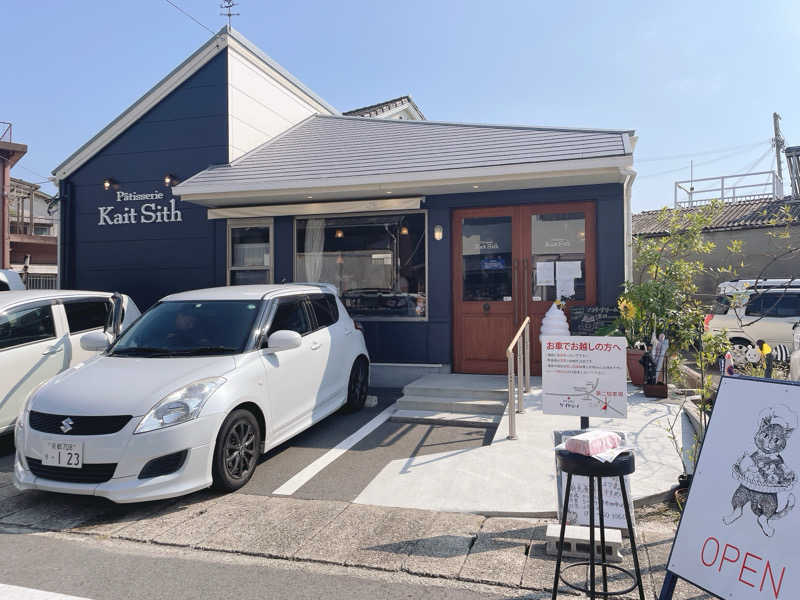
[134,377,226,434]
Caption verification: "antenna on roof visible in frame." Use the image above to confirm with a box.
[220,0,239,27]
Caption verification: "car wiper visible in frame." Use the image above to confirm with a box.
[164,346,240,356]
[111,346,173,356]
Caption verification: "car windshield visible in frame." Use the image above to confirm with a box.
[110,300,260,357]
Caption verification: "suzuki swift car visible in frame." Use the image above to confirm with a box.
[14,284,369,503]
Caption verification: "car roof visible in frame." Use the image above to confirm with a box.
[161,283,338,302]
[0,289,115,308]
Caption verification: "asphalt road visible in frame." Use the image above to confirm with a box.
[0,390,496,504]
[0,531,527,600]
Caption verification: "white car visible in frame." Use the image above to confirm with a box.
[14,284,370,503]
[0,290,140,435]
[706,288,800,364]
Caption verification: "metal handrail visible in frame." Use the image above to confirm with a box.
[506,316,530,440]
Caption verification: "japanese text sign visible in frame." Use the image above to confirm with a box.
[541,335,627,418]
[668,377,800,599]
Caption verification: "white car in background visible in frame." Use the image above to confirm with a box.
[0,290,140,434]
[14,284,370,503]
[706,285,800,364]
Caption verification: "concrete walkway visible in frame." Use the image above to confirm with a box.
[0,486,711,598]
[355,378,685,515]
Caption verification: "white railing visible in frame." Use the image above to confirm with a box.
[674,170,783,208]
[506,316,531,440]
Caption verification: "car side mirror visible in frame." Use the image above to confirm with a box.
[80,330,112,352]
[264,330,302,353]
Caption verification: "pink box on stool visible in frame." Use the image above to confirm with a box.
[565,430,621,456]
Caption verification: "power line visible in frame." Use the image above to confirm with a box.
[636,139,771,163]
[164,0,216,35]
[637,143,772,179]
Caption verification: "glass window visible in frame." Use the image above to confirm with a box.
[296,213,426,319]
[711,295,731,315]
[269,298,312,336]
[530,212,586,302]
[110,301,260,356]
[229,224,271,285]
[309,294,339,329]
[0,304,56,350]
[64,300,110,333]
[748,293,800,318]
[461,216,512,301]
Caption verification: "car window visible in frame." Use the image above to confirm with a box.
[269,297,312,336]
[0,304,56,350]
[776,294,800,317]
[711,295,731,315]
[309,294,339,329]
[110,300,260,356]
[746,294,783,317]
[0,281,9,292]
[64,299,111,333]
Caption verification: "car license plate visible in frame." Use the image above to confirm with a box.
[42,440,83,469]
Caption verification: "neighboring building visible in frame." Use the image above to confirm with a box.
[343,95,425,121]
[9,177,59,288]
[0,123,28,272]
[633,194,800,300]
[53,26,635,383]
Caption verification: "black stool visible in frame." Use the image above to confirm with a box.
[551,449,644,599]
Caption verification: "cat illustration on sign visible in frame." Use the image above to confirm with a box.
[722,405,797,537]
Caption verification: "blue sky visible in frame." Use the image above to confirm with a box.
[4,1,799,211]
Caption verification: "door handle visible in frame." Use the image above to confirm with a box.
[42,345,63,356]
[310,341,321,351]
[512,259,520,326]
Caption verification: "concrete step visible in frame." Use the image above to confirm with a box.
[402,374,510,402]
[390,409,502,428]
[396,394,507,415]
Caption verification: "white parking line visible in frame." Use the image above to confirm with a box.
[272,403,396,495]
[0,584,93,600]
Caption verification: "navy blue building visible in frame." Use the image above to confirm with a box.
[54,27,635,383]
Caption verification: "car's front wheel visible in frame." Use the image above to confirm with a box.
[212,409,261,492]
[342,357,369,413]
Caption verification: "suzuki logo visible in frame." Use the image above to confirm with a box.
[60,418,74,433]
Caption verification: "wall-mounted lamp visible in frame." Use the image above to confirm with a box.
[434,225,444,241]
[400,226,409,236]
[103,178,116,191]
[335,229,344,239]
[164,173,179,187]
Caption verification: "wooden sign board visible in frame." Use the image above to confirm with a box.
[541,335,628,418]
[554,430,635,530]
[666,377,800,600]
[568,305,620,336]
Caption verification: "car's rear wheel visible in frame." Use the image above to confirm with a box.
[212,409,261,492]
[342,357,369,413]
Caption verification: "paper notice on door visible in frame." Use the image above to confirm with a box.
[556,277,575,299]
[536,261,555,286]
[556,261,582,280]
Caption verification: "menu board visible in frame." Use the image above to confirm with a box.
[569,305,620,336]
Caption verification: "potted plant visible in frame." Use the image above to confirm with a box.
[617,297,647,385]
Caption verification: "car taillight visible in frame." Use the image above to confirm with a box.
[703,314,713,330]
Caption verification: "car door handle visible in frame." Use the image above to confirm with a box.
[310,341,321,351]
[42,345,63,355]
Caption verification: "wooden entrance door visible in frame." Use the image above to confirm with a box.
[452,202,597,375]
[521,202,597,374]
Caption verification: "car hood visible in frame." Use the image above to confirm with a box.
[31,354,238,417]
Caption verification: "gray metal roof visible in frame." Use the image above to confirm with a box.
[175,115,633,195]
[633,196,800,236]
[344,95,426,119]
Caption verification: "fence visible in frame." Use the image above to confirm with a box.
[24,273,58,290]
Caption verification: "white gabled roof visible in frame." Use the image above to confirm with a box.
[52,26,338,182]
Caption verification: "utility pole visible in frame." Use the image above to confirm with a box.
[773,112,785,183]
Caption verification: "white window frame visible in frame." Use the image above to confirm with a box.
[227,217,274,286]
[293,209,429,322]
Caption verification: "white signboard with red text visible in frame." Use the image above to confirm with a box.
[668,377,800,600]
[541,335,628,418]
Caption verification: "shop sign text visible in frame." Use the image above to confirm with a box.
[97,190,183,226]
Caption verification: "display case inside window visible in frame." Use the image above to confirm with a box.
[229,224,271,285]
[296,213,426,319]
